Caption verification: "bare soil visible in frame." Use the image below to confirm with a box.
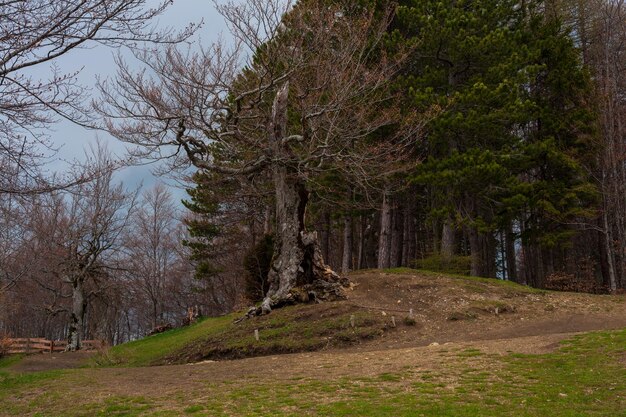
[344,271,626,350]
[8,351,94,373]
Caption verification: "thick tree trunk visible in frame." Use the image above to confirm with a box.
[602,208,618,292]
[263,204,273,236]
[431,221,440,260]
[357,215,366,270]
[341,214,353,273]
[258,172,347,314]
[469,227,481,277]
[468,227,497,278]
[250,83,347,316]
[440,217,455,262]
[66,278,85,351]
[377,190,392,269]
[390,201,403,268]
[366,212,379,269]
[401,203,414,267]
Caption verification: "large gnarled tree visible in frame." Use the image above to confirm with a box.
[98,0,422,313]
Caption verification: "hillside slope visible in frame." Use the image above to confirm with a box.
[99,269,626,367]
[348,269,626,348]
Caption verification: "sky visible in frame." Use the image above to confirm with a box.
[40,1,230,201]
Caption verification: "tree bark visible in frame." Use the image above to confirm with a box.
[602,207,618,292]
[469,227,481,277]
[505,224,518,282]
[401,203,414,267]
[377,190,392,269]
[66,278,85,351]
[263,204,273,236]
[320,211,331,263]
[251,83,348,316]
[390,201,403,268]
[357,215,366,270]
[468,227,497,278]
[341,214,353,273]
[441,217,455,262]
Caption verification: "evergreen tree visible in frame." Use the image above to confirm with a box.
[395,0,597,281]
[182,172,224,282]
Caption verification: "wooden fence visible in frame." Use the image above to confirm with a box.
[7,338,104,354]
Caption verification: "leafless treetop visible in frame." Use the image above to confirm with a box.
[0,0,196,195]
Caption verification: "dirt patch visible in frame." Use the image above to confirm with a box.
[7,351,94,373]
[343,271,626,351]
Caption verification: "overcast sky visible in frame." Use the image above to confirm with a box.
[42,1,230,201]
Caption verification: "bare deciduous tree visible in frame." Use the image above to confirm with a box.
[98,0,424,314]
[558,0,626,291]
[44,147,137,350]
[0,0,194,195]
[123,183,184,330]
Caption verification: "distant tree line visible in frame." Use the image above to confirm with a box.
[0,147,229,347]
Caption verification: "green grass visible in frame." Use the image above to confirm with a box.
[97,303,391,367]
[0,354,23,369]
[96,315,235,367]
[163,328,626,416]
[156,303,390,365]
[0,369,64,390]
[2,329,624,416]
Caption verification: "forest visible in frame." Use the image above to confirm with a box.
[0,0,625,351]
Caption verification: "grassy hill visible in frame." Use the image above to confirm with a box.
[97,269,626,367]
[98,303,388,367]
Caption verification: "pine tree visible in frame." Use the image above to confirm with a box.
[182,172,224,282]
[395,0,597,281]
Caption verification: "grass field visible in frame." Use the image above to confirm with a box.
[2,270,625,416]
[1,328,624,416]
